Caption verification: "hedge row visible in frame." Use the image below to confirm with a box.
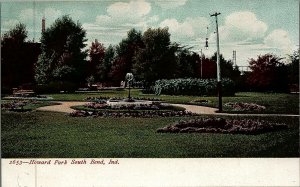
[153,78,235,96]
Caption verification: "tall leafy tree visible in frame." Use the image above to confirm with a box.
[210,52,240,79]
[110,29,143,85]
[133,27,178,87]
[1,23,28,90]
[287,49,299,85]
[102,45,115,82]
[35,15,87,85]
[176,48,199,78]
[247,53,288,92]
[88,39,105,81]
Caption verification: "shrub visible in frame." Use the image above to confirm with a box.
[154,78,235,96]
[35,81,77,94]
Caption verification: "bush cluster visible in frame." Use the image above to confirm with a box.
[157,118,287,135]
[154,78,235,96]
[35,81,77,94]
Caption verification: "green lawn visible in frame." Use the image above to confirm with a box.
[47,90,299,114]
[1,110,299,158]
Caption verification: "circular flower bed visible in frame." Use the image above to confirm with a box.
[157,118,287,135]
[74,97,191,118]
[70,110,195,118]
[85,96,162,102]
[224,102,266,111]
[84,102,162,110]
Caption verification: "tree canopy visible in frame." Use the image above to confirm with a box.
[35,15,88,85]
[247,53,289,92]
[1,23,33,91]
[133,27,178,86]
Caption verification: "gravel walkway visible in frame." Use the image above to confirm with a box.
[171,104,218,114]
[36,101,299,117]
[37,101,90,113]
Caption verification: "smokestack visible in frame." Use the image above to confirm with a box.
[42,17,45,33]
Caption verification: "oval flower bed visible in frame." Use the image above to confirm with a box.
[72,97,194,118]
[157,118,287,135]
[70,110,195,118]
[224,102,266,111]
[85,96,162,102]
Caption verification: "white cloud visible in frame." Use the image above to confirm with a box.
[212,11,268,43]
[264,29,293,51]
[84,0,158,46]
[96,0,151,27]
[107,0,151,18]
[154,0,188,10]
[160,17,209,41]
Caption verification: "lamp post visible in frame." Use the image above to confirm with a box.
[125,73,134,101]
[210,12,222,112]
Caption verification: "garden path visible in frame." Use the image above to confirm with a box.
[171,104,218,114]
[37,101,90,113]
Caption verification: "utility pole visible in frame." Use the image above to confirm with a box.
[210,12,222,112]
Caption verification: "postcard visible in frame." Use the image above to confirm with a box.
[1,0,299,186]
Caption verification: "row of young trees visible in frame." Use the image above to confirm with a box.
[87,27,240,87]
[2,15,299,93]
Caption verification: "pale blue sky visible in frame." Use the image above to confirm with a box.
[1,0,299,65]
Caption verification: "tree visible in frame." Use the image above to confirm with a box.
[176,48,199,78]
[210,52,240,79]
[110,29,143,85]
[287,49,299,85]
[88,39,105,82]
[133,27,178,87]
[247,53,289,92]
[35,15,87,87]
[1,23,29,92]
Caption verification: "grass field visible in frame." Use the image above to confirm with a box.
[1,110,299,158]
[47,90,299,114]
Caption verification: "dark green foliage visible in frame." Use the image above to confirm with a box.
[110,29,143,85]
[133,28,178,87]
[88,39,108,82]
[176,48,199,78]
[35,15,88,89]
[287,49,299,90]
[154,78,235,96]
[1,23,39,90]
[35,81,77,94]
[247,54,289,92]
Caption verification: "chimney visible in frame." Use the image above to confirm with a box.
[42,17,45,33]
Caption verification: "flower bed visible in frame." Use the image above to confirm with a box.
[1,100,39,112]
[85,96,162,102]
[157,118,287,135]
[70,110,195,118]
[224,102,266,111]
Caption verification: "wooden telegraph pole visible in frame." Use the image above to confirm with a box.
[210,12,222,112]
